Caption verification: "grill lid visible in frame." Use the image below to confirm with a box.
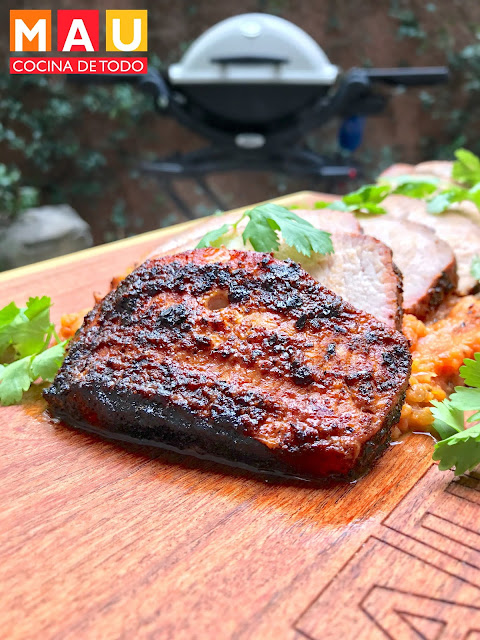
[169,14,338,86]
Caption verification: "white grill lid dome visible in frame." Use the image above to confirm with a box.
[169,13,338,85]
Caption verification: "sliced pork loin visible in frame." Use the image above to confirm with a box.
[276,233,403,330]
[414,160,454,180]
[292,209,362,234]
[359,217,457,319]
[379,161,454,183]
[382,195,480,295]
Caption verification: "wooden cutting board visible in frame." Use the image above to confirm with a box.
[1,192,479,640]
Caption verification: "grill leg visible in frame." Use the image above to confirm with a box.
[161,180,196,220]
[196,177,227,212]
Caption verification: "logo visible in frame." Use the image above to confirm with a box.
[9,9,148,75]
[10,10,52,52]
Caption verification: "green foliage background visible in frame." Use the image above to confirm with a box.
[1,1,480,242]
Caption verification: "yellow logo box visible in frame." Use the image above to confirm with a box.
[106,10,147,52]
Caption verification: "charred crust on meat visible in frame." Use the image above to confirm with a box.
[405,258,458,320]
[391,261,404,330]
[44,248,412,481]
[325,343,336,360]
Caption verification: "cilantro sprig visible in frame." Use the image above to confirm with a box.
[431,353,480,475]
[196,203,333,258]
[314,179,438,216]
[315,184,391,215]
[0,297,68,405]
[424,149,480,214]
[313,148,480,217]
[452,148,480,187]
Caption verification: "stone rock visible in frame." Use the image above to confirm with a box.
[0,205,93,270]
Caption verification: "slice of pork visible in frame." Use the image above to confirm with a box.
[292,209,361,233]
[381,195,480,295]
[359,217,457,319]
[413,160,454,180]
[378,161,453,183]
[276,233,403,330]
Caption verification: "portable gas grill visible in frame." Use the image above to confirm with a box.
[75,13,449,218]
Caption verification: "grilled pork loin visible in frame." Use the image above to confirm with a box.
[45,248,411,480]
[382,195,480,295]
[359,217,457,319]
[150,217,402,330]
[291,209,362,234]
[276,233,403,329]
[379,161,454,183]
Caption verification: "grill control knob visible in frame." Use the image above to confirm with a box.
[235,133,266,149]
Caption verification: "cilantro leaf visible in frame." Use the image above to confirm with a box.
[319,200,350,211]
[315,185,389,216]
[0,356,34,405]
[431,352,480,475]
[243,210,280,253]
[197,203,333,258]
[31,341,68,382]
[466,182,480,209]
[380,173,440,191]
[0,297,68,405]
[196,224,230,249]
[452,148,480,187]
[0,301,20,328]
[342,184,391,206]
[459,353,480,387]
[250,204,333,257]
[13,296,53,357]
[0,301,21,355]
[0,340,68,406]
[433,424,480,476]
[0,296,54,359]
[431,398,464,439]
[392,180,438,198]
[449,386,480,411]
[354,202,386,215]
[471,255,480,283]
[426,187,468,214]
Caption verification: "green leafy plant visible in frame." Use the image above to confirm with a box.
[0,164,39,224]
[389,6,426,41]
[0,297,68,405]
[196,203,333,257]
[0,70,154,239]
[431,353,480,475]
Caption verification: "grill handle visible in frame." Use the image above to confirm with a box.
[364,66,449,86]
[210,55,289,65]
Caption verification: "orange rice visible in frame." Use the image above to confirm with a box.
[399,296,480,433]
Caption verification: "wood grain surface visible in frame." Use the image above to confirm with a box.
[0,192,478,640]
